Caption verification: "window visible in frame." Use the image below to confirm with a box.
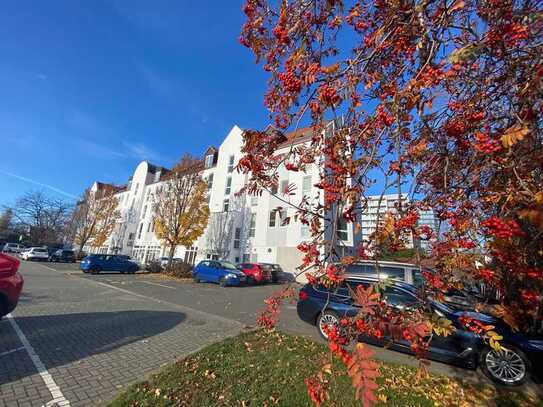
[151,217,155,232]
[383,287,419,309]
[184,246,198,265]
[251,196,258,206]
[302,176,312,199]
[301,223,309,239]
[380,267,406,280]
[205,154,214,168]
[337,218,348,241]
[142,205,147,218]
[234,227,241,249]
[228,155,235,172]
[225,177,232,195]
[249,213,256,237]
[269,210,276,227]
[280,180,289,195]
[223,199,230,212]
[207,173,214,190]
[271,183,278,195]
[137,223,144,239]
[278,209,287,227]
[134,183,139,195]
[147,222,151,232]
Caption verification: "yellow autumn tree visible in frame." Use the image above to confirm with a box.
[72,185,121,254]
[153,155,210,268]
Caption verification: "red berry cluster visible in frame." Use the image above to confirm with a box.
[394,210,419,230]
[481,216,524,239]
[474,131,502,154]
[478,268,496,282]
[376,104,394,127]
[520,290,538,304]
[272,25,289,45]
[445,120,467,138]
[318,84,340,106]
[278,70,301,93]
[457,238,476,249]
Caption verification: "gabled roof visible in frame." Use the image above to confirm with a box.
[276,126,314,149]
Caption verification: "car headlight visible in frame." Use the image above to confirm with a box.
[226,273,237,278]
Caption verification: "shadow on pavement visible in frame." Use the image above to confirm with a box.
[0,310,185,385]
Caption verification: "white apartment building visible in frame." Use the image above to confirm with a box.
[85,124,356,276]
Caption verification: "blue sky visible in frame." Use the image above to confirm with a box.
[0,1,269,206]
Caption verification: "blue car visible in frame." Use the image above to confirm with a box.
[192,260,247,287]
[80,254,139,274]
[297,276,543,386]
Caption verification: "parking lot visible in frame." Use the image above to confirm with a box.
[0,260,527,406]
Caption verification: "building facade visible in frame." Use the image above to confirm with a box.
[359,194,438,252]
[84,125,357,277]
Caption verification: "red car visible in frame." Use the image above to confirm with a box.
[237,263,271,285]
[0,254,24,318]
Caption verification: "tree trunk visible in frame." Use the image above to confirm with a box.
[78,241,86,259]
[167,245,176,270]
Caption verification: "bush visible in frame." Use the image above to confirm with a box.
[164,261,193,278]
[145,261,163,273]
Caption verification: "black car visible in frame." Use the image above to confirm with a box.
[49,249,76,263]
[297,276,543,386]
[259,263,284,283]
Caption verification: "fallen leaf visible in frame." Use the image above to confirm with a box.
[500,124,529,148]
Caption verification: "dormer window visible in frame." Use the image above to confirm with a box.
[205,154,214,168]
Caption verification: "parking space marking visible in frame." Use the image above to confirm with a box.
[6,313,71,407]
[87,279,243,327]
[0,346,25,357]
[140,280,176,289]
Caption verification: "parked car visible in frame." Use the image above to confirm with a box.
[2,243,24,254]
[259,263,284,283]
[20,247,49,261]
[297,276,543,386]
[237,263,271,285]
[345,260,423,285]
[49,249,76,263]
[80,254,139,274]
[344,260,475,309]
[0,254,24,318]
[192,260,247,287]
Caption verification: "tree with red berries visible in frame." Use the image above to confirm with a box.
[239,0,542,404]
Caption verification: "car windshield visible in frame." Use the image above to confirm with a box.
[218,261,237,270]
[34,249,47,253]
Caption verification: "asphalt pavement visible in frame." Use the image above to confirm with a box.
[0,260,535,406]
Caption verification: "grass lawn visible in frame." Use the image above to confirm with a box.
[109,330,539,407]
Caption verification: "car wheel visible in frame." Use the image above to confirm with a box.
[193,276,200,283]
[219,277,227,287]
[317,310,341,341]
[247,277,256,286]
[480,344,530,386]
[90,266,101,275]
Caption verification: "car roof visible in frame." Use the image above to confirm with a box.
[343,276,417,292]
[347,260,420,268]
